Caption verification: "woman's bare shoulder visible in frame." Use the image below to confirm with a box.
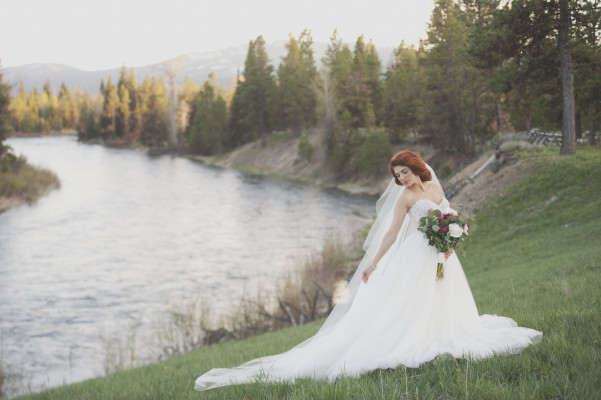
[396,189,415,210]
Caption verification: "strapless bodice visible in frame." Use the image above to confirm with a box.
[408,197,451,221]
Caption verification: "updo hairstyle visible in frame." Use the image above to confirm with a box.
[389,150,432,186]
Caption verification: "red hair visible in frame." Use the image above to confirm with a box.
[389,150,432,185]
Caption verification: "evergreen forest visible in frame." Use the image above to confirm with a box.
[2,0,600,166]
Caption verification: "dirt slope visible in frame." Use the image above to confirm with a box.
[199,130,528,212]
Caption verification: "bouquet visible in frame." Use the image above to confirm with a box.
[417,208,474,280]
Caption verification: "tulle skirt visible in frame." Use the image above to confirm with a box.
[194,232,542,390]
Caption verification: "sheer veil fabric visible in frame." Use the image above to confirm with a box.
[194,165,542,391]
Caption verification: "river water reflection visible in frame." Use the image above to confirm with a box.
[0,136,375,394]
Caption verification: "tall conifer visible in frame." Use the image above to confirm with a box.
[278,33,304,132]
[0,62,11,150]
[188,73,229,155]
[384,42,423,142]
[101,77,119,140]
[230,36,277,147]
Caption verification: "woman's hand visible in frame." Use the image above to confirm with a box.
[444,249,454,260]
[362,266,375,283]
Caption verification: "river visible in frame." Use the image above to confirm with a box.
[0,136,376,395]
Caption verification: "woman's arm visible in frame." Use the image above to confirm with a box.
[362,195,409,283]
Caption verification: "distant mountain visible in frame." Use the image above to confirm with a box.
[3,41,396,96]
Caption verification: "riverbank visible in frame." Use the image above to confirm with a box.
[186,128,468,196]
[15,146,601,400]
[189,129,531,215]
[75,126,509,199]
[78,127,541,216]
[0,160,60,214]
[8,130,77,138]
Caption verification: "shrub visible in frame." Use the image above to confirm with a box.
[440,165,453,180]
[297,134,314,161]
[0,145,27,173]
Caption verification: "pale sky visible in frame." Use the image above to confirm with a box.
[1,0,435,71]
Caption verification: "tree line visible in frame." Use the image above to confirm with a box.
[2,0,599,165]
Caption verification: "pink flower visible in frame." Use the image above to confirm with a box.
[428,208,433,212]
[440,225,449,232]
[438,215,444,220]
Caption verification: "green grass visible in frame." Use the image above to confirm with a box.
[0,164,60,202]
[16,147,601,400]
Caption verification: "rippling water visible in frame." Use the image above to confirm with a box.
[0,136,375,394]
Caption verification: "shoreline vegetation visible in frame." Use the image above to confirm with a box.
[8,146,600,399]
[0,143,60,214]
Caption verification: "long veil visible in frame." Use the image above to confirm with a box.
[296,164,443,341]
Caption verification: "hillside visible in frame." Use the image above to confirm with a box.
[196,128,520,213]
[199,128,481,197]
[14,147,601,400]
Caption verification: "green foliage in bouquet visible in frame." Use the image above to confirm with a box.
[418,209,475,279]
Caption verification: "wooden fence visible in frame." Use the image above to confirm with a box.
[528,128,562,146]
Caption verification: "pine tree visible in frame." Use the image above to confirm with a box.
[76,89,102,141]
[141,77,168,146]
[135,76,152,144]
[572,0,601,145]
[71,86,82,130]
[321,29,353,152]
[179,76,199,135]
[117,66,128,90]
[58,82,75,129]
[298,29,318,128]
[230,36,277,147]
[27,88,41,131]
[278,30,318,133]
[101,77,119,140]
[128,70,143,143]
[38,90,50,128]
[467,0,582,154]
[113,67,134,139]
[422,0,492,152]
[384,42,424,142]
[278,33,304,132]
[117,84,131,139]
[346,35,370,128]
[365,39,384,126]
[229,73,249,146]
[188,73,229,155]
[558,0,576,154]
[12,83,29,133]
[43,78,52,98]
[127,68,138,112]
[0,62,11,151]
[322,29,353,119]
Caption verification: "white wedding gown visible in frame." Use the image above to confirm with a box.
[195,196,542,391]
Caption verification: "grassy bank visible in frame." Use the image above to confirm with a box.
[0,163,60,213]
[15,147,601,399]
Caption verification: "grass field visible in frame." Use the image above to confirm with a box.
[14,147,601,399]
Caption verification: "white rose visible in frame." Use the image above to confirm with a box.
[449,223,463,238]
[444,208,458,216]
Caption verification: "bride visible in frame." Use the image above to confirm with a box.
[195,150,542,391]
